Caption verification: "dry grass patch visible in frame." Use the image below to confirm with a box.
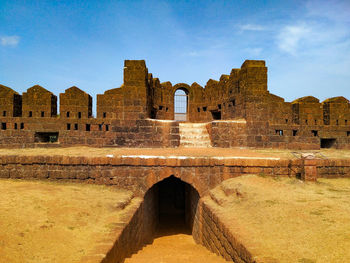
[206,175,350,263]
[0,179,136,263]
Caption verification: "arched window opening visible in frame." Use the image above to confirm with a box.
[174,89,188,121]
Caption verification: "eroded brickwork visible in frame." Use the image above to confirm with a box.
[1,60,349,149]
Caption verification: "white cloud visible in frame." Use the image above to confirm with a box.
[277,24,310,55]
[306,0,350,23]
[0,35,20,47]
[239,24,266,31]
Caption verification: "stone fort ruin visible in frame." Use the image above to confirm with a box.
[0,59,349,149]
[1,60,350,263]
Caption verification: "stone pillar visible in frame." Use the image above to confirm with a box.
[302,158,318,181]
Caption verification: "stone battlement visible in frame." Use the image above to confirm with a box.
[0,60,349,149]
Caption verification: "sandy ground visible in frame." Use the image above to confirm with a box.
[0,179,135,263]
[206,175,350,263]
[0,146,349,159]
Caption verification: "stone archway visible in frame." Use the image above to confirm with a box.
[144,175,200,235]
[174,89,188,121]
[172,83,191,121]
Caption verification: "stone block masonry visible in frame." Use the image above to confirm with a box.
[1,59,349,149]
[1,154,349,262]
[1,154,349,195]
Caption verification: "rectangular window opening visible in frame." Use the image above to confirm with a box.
[34,132,59,143]
[159,106,163,110]
[285,119,288,124]
[41,111,45,117]
[3,111,6,117]
[347,131,350,136]
[293,130,298,136]
[312,130,318,137]
[67,123,71,130]
[78,112,82,119]
[74,123,78,130]
[99,124,102,131]
[321,138,336,148]
[211,111,221,120]
[202,106,207,112]
[275,129,283,136]
[14,123,18,130]
[1,123,6,130]
[86,124,90,131]
[105,124,109,131]
[29,111,32,117]
[103,112,106,118]
[66,111,70,118]
[231,99,235,106]
[218,104,221,110]
[20,123,24,129]
[197,107,200,112]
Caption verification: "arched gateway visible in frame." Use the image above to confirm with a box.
[145,175,200,234]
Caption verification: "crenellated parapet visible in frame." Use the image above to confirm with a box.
[60,86,92,119]
[0,59,349,149]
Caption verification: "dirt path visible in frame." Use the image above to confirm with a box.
[124,234,228,263]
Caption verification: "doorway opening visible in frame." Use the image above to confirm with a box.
[174,89,188,121]
[145,175,199,236]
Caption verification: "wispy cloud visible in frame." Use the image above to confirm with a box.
[239,24,266,31]
[305,0,350,23]
[0,35,20,47]
[277,24,310,55]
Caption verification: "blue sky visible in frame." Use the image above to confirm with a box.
[1,0,349,111]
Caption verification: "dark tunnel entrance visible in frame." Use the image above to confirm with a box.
[147,175,200,237]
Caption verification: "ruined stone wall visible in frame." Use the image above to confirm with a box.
[1,59,349,149]
[207,120,248,148]
[0,84,22,118]
[60,86,92,119]
[0,118,179,148]
[22,85,57,118]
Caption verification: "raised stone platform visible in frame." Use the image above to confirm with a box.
[1,147,349,196]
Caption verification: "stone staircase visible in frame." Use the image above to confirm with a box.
[179,123,211,148]
[124,233,227,263]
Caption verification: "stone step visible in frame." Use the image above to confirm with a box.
[179,122,211,148]
[180,141,211,145]
[179,123,208,128]
[180,134,210,141]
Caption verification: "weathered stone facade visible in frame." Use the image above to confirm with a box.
[0,60,349,149]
